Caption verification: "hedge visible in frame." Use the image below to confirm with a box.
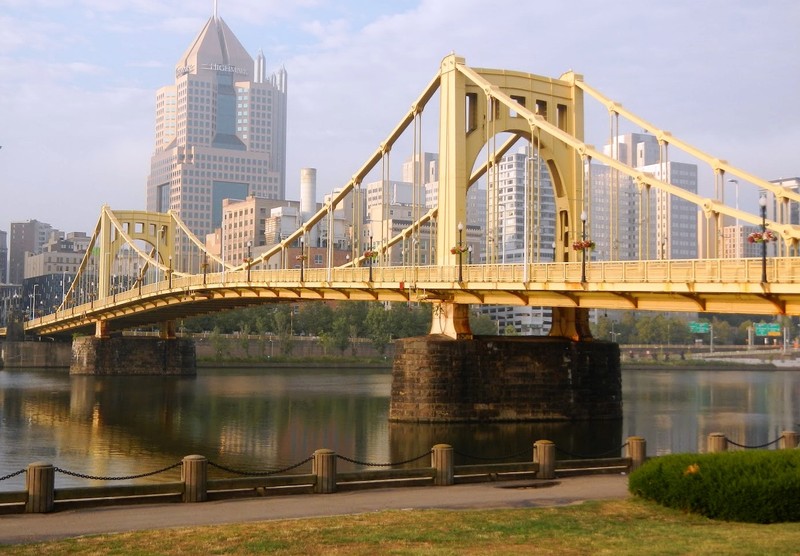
[628,450,800,523]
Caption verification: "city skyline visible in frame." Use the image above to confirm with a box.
[0,1,798,234]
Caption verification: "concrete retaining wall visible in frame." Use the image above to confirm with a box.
[0,341,72,369]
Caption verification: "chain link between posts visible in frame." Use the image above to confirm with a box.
[336,451,433,467]
[207,456,314,476]
[452,447,531,461]
[726,437,782,450]
[0,469,26,482]
[54,461,183,481]
[555,442,630,460]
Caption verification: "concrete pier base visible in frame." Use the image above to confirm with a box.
[390,335,621,422]
[70,336,196,375]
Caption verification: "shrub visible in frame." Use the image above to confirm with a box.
[628,450,800,523]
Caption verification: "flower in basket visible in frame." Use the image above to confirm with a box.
[295,254,307,261]
[747,231,777,244]
[243,257,252,265]
[450,245,468,255]
[572,239,595,251]
[363,250,378,259]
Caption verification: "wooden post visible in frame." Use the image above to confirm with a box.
[707,432,728,453]
[313,449,337,494]
[625,436,647,472]
[182,455,207,502]
[780,430,799,449]
[534,440,555,479]
[25,462,54,513]
[432,444,454,486]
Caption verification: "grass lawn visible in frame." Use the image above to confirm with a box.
[2,498,799,555]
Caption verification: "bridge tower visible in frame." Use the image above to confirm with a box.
[431,54,591,340]
[391,55,618,422]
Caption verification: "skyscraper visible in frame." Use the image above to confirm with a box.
[480,145,556,334]
[592,133,698,261]
[146,8,288,241]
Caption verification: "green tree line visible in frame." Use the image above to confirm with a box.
[183,301,499,356]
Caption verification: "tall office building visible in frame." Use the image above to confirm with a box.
[481,145,556,335]
[8,219,58,284]
[146,8,288,241]
[592,133,698,261]
[0,230,7,283]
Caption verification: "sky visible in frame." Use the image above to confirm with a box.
[0,0,798,235]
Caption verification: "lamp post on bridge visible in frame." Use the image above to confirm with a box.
[368,234,373,282]
[457,222,464,282]
[760,193,768,284]
[552,241,556,262]
[468,244,473,265]
[580,210,587,283]
[29,284,38,319]
[167,256,173,289]
[246,240,252,282]
[299,237,305,282]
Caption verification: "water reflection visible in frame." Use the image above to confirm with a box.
[623,370,800,455]
[1,367,798,492]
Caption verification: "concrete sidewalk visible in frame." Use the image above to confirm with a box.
[0,474,630,545]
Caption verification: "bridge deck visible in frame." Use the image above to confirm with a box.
[19,258,800,337]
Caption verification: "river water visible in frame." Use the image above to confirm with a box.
[1,366,798,492]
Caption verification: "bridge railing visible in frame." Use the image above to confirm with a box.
[23,257,800,330]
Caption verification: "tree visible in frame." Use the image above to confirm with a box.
[296,302,334,337]
[469,312,498,335]
[365,303,392,355]
[273,306,294,356]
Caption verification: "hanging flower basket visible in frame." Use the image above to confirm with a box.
[572,240,595,251]
[363,250,379,259]
[450,245,468,255]
[747,231,777,244]
[243,257,252,265]
[295,254,307,261]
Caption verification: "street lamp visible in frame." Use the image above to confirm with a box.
[457,222,464,282]
[551,241,557,262]
[759,193,768,283]
[246,240,252,282]
[167,256,173,288]
[30,284,38,319]
[468,245,473,264]
[367,234,374,282]
[299,237,305,282]
[580,210,588,282]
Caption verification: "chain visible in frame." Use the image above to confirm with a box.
[0,469,26,482]
[555,442,629,460]
[336,451,432,467]
[207,456,314,476]
[54,461,182,481]
[453,447,531,461]
[726,437,782,450]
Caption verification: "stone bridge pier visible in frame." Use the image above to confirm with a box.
[390,303,621,422]
[70,320,196,375]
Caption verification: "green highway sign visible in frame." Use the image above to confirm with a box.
[689,322,710,333]
[754,323,781,336]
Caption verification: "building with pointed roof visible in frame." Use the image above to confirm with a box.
[146,7,287,243]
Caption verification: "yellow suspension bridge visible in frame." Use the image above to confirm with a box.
[9,54,800,341]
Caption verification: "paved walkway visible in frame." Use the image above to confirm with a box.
[0,474,629,545]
